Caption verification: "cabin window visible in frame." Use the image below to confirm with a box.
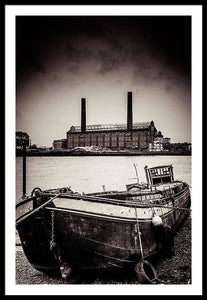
[162,176,171,183]
[152,178,162,184]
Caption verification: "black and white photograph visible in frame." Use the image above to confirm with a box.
[5,4,203,296]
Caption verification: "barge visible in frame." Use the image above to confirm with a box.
[16,165,191,283]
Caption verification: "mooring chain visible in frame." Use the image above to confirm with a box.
[49,210,64,268]
[50,210,56,251]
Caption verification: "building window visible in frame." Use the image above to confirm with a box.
[118,133,124,147]
[84,134,91,146]
[104,133,111,147]
[132,134,139,147]
[111,134,117,148]
[98,135,103,146]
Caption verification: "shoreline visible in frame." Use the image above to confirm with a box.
[16,150,191,157]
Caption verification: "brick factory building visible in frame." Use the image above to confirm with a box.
[66,92,163,151]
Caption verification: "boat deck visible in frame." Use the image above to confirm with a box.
[52,197,171,220]
[51,182,183,219]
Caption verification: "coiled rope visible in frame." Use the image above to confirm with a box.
[133,205,159,284]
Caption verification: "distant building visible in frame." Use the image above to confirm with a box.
[163,142,191,152]
[149,136,164,151]
[66,92,163,151]
[67,122,160,150]
[29,144,37,149]
[16,131,30,148]
[149,136,171,152]
[53,139,67,150]
[163,137,171,144]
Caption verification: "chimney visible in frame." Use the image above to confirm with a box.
[127,91,133,131]
[81,98,86,132]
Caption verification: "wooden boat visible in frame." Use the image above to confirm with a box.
[16,165,191,283]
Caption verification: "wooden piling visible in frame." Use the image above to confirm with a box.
[22,143,26,197]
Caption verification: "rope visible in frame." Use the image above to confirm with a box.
[152,204,191,211]
[160,207,165,224]
[151,278,166,284]
[93,251,134,263]
[150,205,156,217]
[81,236,137,251]
[134,206,144,259]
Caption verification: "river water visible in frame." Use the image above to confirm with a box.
[16,155,191,202]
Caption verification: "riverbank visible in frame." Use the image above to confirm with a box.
[15,214,191,285]
[16,150,191,157]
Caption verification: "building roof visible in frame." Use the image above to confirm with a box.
[68,121,154,133]
[16,131,29,138]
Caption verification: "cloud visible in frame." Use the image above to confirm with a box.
[16,16,191,96]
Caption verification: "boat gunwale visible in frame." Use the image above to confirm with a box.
[16,196,36,208]
[52,184,190,208]
[15,181,189,209]
[45,206,155,223]
[44,190,190,223]
[15,184,190,224]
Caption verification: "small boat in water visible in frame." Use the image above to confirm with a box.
[16,164,191,283]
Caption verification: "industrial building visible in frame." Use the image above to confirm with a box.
[65,92,163,151]
[149,137,171,152]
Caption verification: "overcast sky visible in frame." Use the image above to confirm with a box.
[16,16,191,147]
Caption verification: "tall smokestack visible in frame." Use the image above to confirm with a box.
[81,98,86,132]
[127,91,133,131]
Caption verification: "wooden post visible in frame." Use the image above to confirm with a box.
[144,165,150,186]
[22,142,26,197]
[170,165,174,182]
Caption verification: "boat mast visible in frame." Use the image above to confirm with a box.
[134,163,139,184]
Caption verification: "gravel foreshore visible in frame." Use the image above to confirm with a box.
[16,214,191,285]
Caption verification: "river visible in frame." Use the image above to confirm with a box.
[16,155,191,202]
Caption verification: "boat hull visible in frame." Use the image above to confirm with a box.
[16,185,191,273]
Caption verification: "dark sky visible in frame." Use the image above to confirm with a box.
[16,16,191,146]
[16,16,191,83]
